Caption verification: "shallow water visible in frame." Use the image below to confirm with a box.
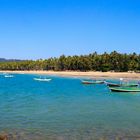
[0,74,140,140]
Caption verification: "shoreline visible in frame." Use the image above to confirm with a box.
[0,70,140,79]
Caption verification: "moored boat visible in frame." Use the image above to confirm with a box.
[109,87,140,92]
[106,82,138,87]
[93,80,104,84]
[81,80,94,84]
[4,74,14,78]
[106,82,120,87]
[34,78,52,82]
[81,80,104,84]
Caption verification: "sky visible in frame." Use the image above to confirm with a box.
[0,0,140,59]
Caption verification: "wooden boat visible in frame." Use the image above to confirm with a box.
[109,87,140,92]
[93,80,104,84]
[81,80,94,84]
[34,78,52,82]
[106,82,138,87]
[106,82,120,87]
[81,80,104,84]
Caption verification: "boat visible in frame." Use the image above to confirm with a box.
[34,78,52,82]
[20,73,25,74]
[81,80,94,84]
[106,82,120,87]
[92,80,104,84]
[109,87,140,92]
[4,74,14,78]
[106,82,138,87]
[81,80,104,84]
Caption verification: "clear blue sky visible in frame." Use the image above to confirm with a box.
[0,0,140,59]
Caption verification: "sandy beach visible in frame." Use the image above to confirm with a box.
[0,70,140,79]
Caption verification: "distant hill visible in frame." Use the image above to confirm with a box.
[0,58,22,62]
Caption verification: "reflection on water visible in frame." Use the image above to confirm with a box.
[0,74,140,140]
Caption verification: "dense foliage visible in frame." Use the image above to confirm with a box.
[0,51,140,72]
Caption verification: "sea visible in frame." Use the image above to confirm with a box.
[0,73,140,140]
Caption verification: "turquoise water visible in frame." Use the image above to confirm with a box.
[0,74,140,139]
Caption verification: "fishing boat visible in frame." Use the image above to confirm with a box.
[106,82,120,87]
[81,80,94,84]
[106,82,138,87]
[109,87,140,92]
[81,80,104,84]
[34,78,52,82]
[93,80,104,84]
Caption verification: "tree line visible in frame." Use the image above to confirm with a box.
[0,51,140,72]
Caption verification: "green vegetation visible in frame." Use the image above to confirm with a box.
[0,51,140,72]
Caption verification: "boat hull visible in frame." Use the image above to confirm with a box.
[107,83,120,87]
[107,82,138,87]
[109,87,140,92]
[4,75,14,78]
[82,81,94,84]
[82,80,104,84]
[34,78,52,82]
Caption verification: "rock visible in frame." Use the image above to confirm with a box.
[0,134,8,140]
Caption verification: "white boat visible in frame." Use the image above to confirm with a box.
[34,78,52,82]
[20,73,25,74]
[4,75,14,78]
